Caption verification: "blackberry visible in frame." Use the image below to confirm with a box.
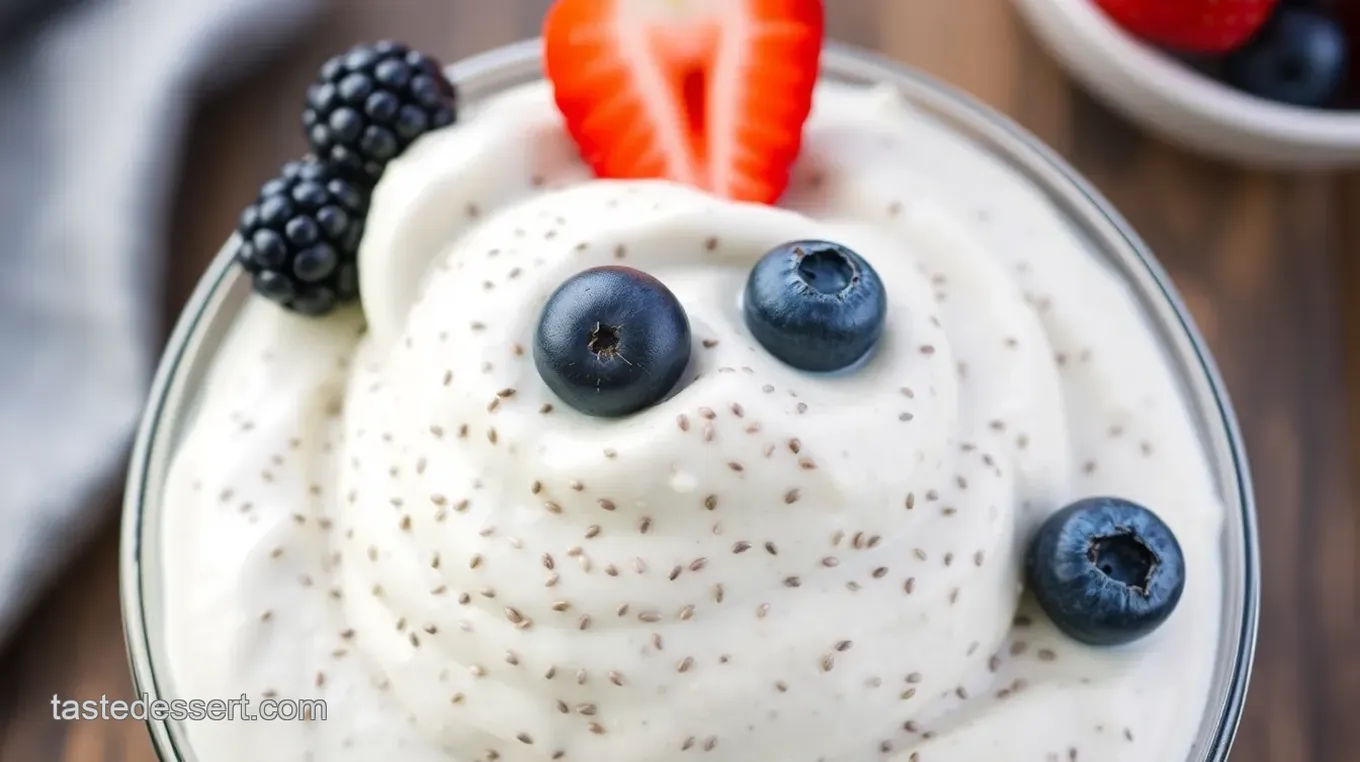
[303,40,457,184]
[236,159,368,316]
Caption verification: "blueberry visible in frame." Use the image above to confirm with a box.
[534,266,692,417]
[1225,8,1349,108]
[1025,497,1186,647]
[742,241,887,372]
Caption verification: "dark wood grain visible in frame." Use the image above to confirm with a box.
[1,0,1357,760]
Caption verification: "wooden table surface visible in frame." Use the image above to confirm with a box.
[1,0,1357,759]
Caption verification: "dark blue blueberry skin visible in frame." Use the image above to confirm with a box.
[534,266,692,418]
[1025,497,1186,647]
[1225,8,1349,108]
[742,241,887,372]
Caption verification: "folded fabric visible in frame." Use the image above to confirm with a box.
[0,0,320,646]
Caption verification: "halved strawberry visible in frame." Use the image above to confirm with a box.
[543,0,823,205]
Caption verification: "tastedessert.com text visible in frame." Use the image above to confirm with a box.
[51,693,327,722]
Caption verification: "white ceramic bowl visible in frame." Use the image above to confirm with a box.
[1014,0,1360,169]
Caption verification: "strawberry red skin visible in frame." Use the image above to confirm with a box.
[1095,0,1281,54]
[545,0,694,187]
[543,0,823,205]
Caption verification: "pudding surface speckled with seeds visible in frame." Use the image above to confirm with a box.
[161,81,1225,762]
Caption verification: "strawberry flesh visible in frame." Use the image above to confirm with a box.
[544,0,823,204]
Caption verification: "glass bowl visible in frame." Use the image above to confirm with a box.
[119,39,1259,762]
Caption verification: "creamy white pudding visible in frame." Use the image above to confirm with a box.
[160,81,1223,762]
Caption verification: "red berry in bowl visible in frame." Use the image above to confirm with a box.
[1095,0,1280,54]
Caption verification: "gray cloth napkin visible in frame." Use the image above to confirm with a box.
[0,0,320,646]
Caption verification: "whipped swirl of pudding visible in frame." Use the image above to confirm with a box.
[161,82,1225,762]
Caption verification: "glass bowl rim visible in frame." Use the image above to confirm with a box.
[119,38,1260,762]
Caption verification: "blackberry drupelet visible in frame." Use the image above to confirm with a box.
[236,159,369,316]
[303,40,457,184]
